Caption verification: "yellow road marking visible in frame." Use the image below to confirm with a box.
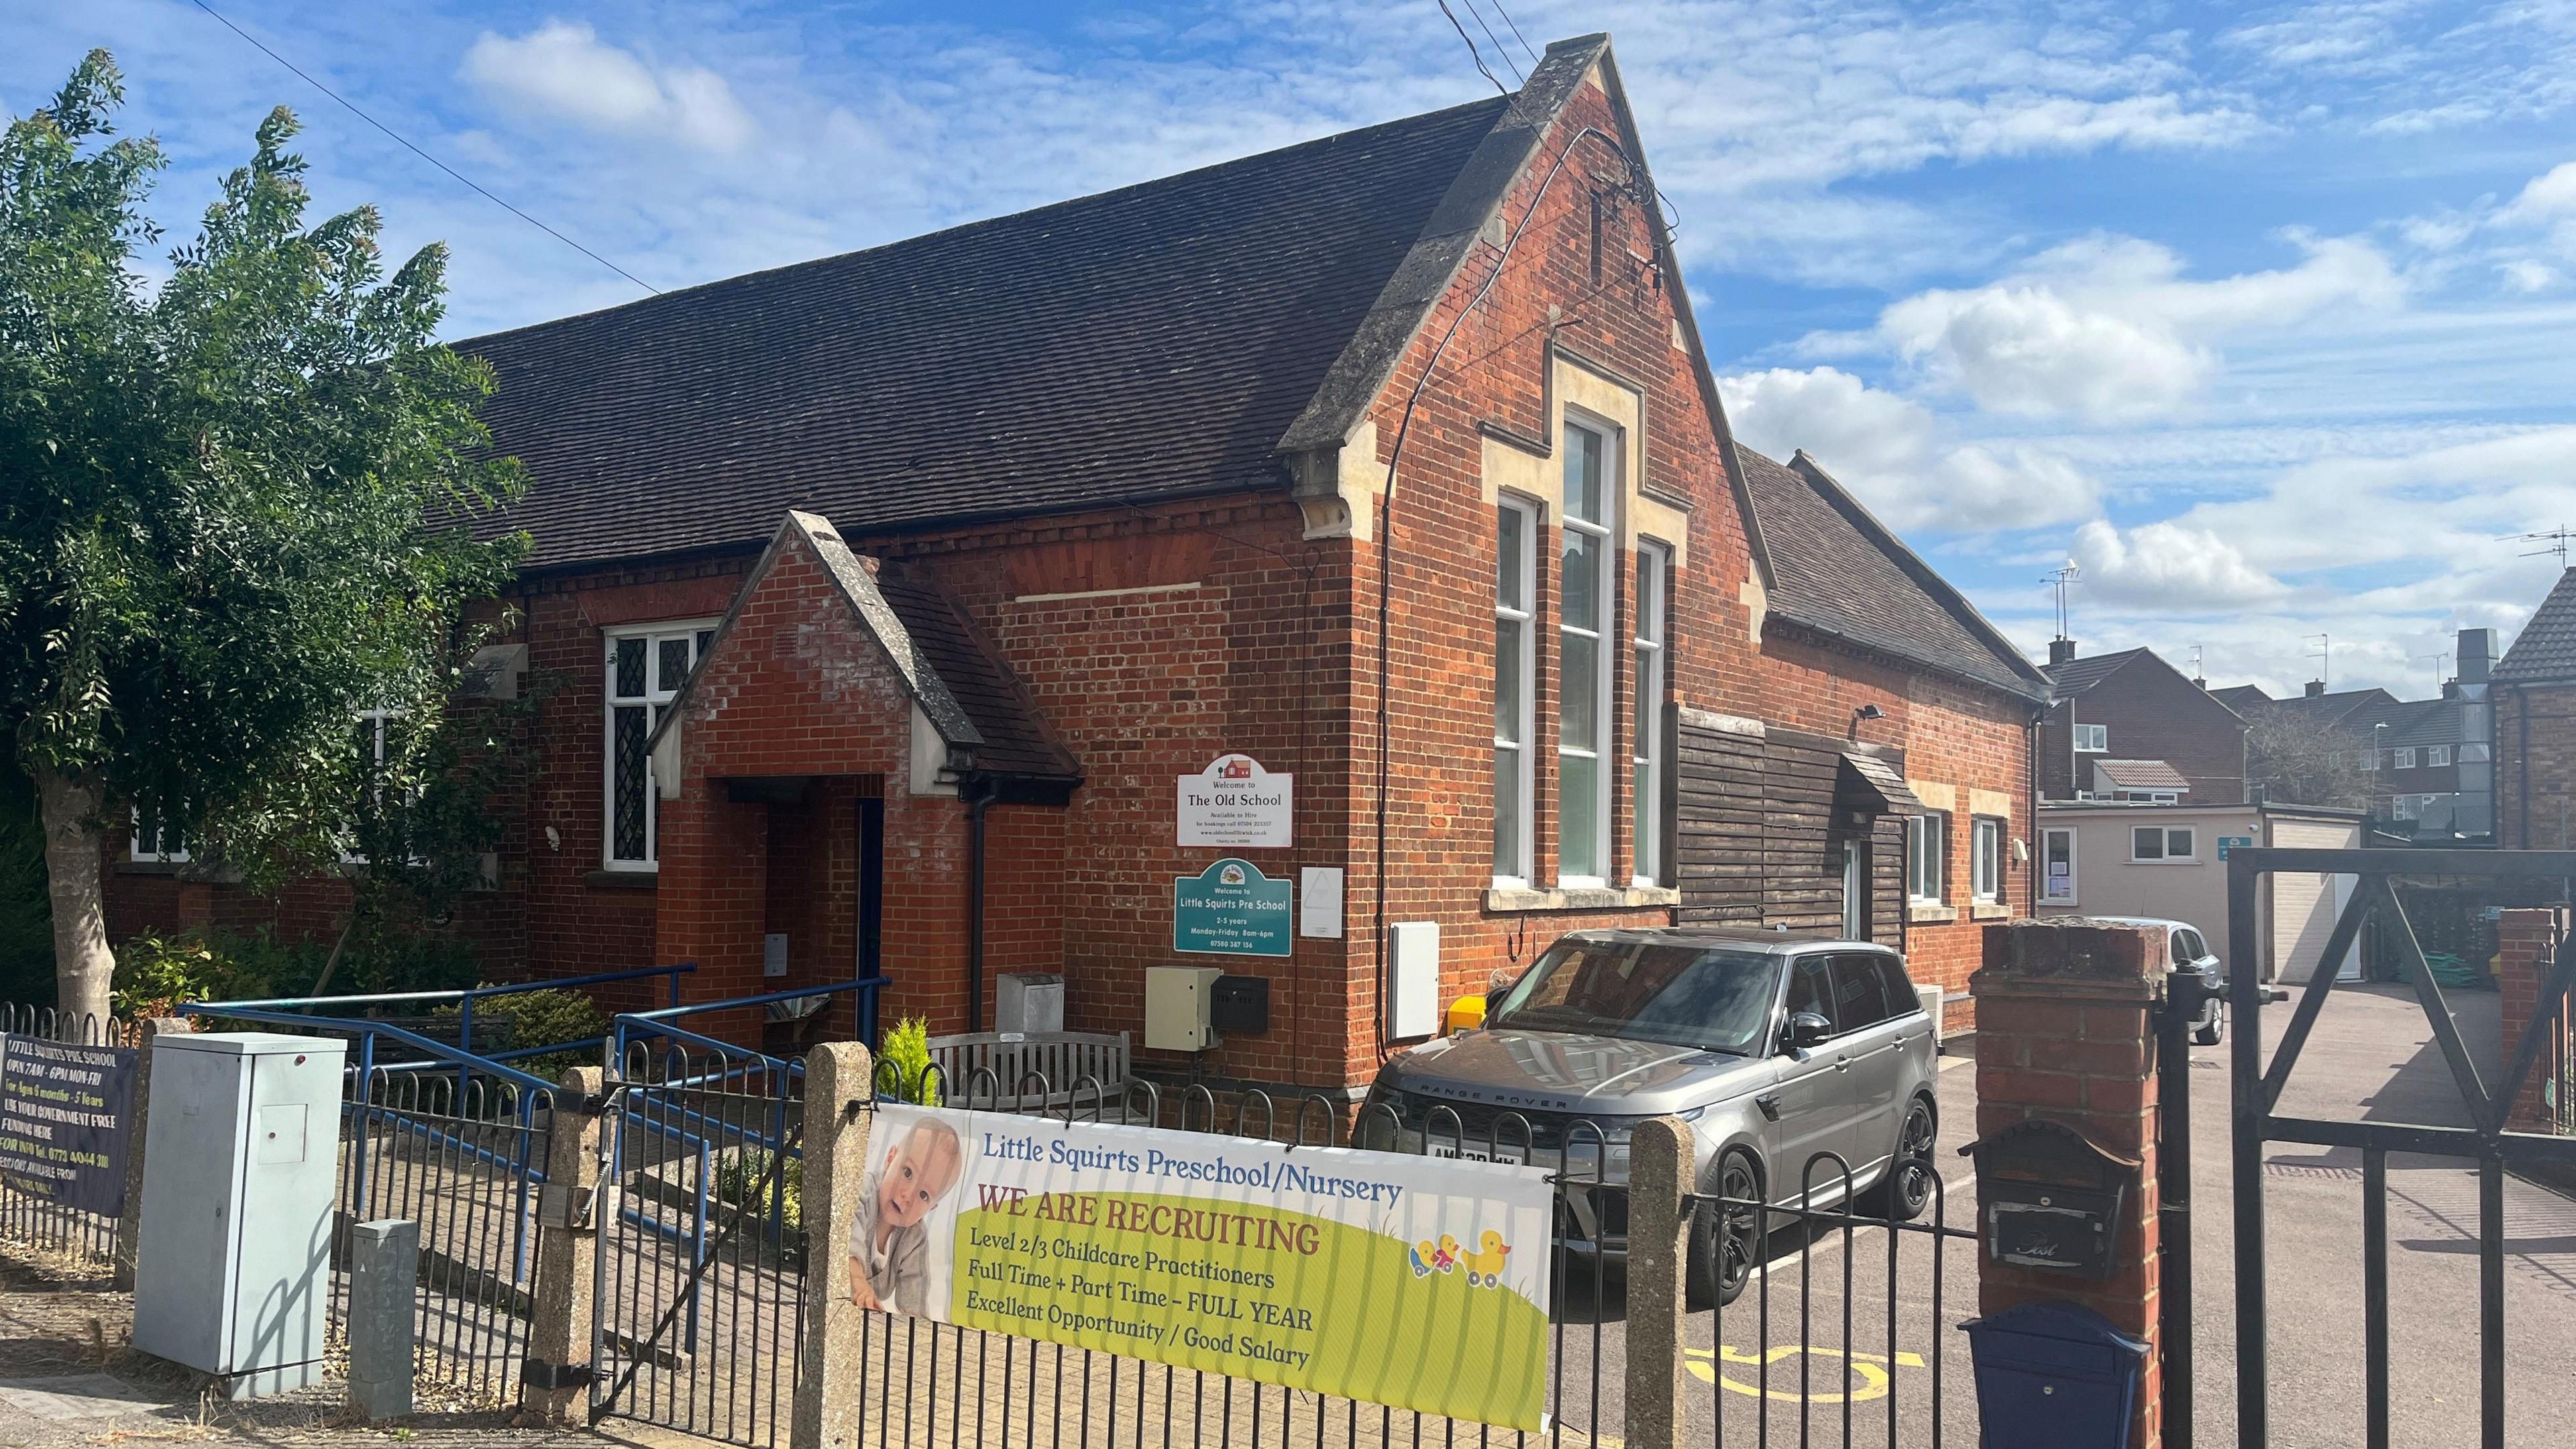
[1683,1344,1927,1403]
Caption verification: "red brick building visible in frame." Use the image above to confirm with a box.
[106,35,2045,1090]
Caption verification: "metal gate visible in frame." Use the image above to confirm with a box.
[590,1023,808,1448]
[2222,846,2576,1449]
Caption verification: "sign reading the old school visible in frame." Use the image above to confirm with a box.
[847,1104,1554,1428]
[1174,859,1293,957]
[1177,754,1293,848]
[0,1033,138,1218]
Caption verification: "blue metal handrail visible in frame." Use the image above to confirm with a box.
[611,975,887,1074]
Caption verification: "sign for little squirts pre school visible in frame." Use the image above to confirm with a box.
[849,1104,1554,1430]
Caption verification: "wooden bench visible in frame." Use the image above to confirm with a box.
[924,1031,1131,1112]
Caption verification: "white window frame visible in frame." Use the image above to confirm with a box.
[2361,750,2379,771]
[2393,747,2416,770]
[1493,497,1540,887]
[2132,826,2198,863]
[604,619,719,871]
[2428,745,2452,767]
[1631,539,1670,888]
[2393,794,2423,821]
[2040,826,2078,905]
[1908,810,1949,905]
[2073,722,2108,753]
[1556,415,1618,888]
[1970,816,2004,904]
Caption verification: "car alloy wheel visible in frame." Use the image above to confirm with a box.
[1887,1100,1936,1221]
[1717,1155,1761,1297]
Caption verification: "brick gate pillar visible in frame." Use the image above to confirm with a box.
[1970,918,2167,1448]
[2494,907,2569,1132]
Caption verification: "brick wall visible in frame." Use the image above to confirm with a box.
[2495,907,2571,1134]
[2496,682,2576,849]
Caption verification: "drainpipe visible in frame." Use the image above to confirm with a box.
[2026,710,2043,914]
[966,782,991,1034]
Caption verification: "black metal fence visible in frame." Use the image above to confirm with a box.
[339,1065,555,1403]
[1689,1156,1974,1449]
[0,1006,133,1277]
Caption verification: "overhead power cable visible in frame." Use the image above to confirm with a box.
[1487,0,1542,66]
[1434,0,1509,94]
[1458,0,1524,87]
[185,0,658,295]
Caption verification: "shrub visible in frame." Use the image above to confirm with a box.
[111,926,310,1019]
[878,1015,941,1104]
[714,1148,802,1238]
[429,987,609,1083]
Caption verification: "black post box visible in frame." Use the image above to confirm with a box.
[1212,975,1270,1034]
[1957,1118,2135,1278]
[1960,1300,2149,1449]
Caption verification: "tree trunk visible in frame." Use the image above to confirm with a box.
[36,771,115,1029]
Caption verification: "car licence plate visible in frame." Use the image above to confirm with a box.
[1427,1140,1526,1165]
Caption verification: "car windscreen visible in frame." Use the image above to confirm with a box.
[1485,941,1779,1055]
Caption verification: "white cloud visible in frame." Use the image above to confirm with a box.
[2501,161,2576,223]
[2068,519,2286,610]
[2500,260,2561,293]
[462,23,754,154]
[1721,366,2098,533]
[1869,233,2404,422]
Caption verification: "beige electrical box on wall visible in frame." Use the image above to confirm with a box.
[1144,965,1225,1051]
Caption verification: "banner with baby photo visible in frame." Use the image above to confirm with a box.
[849,1103,1555,1430]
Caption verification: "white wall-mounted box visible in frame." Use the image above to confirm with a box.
[1389,921,1440,1040]
[131,1032,346,1399]
[1144,965,1224,1051]
[997,973,1066,1036]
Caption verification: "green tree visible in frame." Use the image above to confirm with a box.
[0,53,525,1024]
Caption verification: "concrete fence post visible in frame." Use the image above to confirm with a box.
[1972,917,2167,1448]
[347,1218,421,1421]
[792,1042,875,1449]
[1624,1115,1693,1449]
[519,1065,606,1426]
[113,1016,190,1291]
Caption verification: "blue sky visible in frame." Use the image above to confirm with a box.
[16,1,2576,698]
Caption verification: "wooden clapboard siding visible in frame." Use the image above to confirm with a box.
[1675,709,1907,943]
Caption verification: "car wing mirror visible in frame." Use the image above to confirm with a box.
[1784,1012,1831,1053]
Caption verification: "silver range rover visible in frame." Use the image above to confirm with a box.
[1359,928,1941,1305]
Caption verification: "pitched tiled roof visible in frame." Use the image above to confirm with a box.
[2496,568,2576,684]
[875,568,1080,782]
[1737,449,2051,701]
[2209,684,2271,712]
[2094,759,2191,790]
[2044,648,2149,698]
[460,95,1515,571]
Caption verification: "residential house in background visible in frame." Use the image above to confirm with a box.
[2216,626,2496,843]
[2038,643,2248,804]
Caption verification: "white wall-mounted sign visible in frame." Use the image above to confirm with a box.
[1177,753,1293,848]
[1300,866,1345,938]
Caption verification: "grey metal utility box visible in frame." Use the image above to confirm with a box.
[131,1032,346,1398]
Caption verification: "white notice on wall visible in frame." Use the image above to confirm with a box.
[763,933,789,978]
[1177,753,1293,848]
[1300,866,1345,938]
